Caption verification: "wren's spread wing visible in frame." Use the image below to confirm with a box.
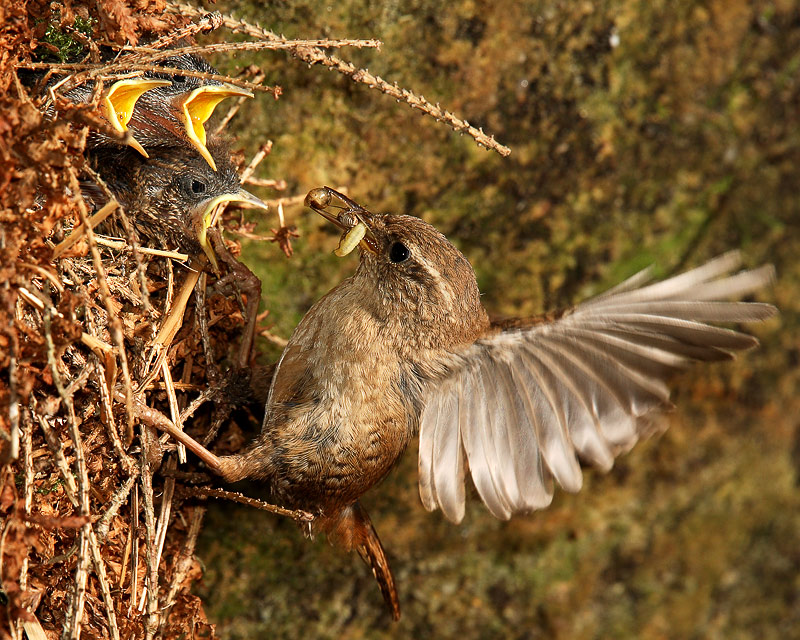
[417,252,776,523]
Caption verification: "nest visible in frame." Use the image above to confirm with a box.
[0,2,510,637]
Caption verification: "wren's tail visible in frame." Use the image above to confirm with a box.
[323,502,401,621]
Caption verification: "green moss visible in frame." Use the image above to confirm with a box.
[37,16,95,63]
[196,0,800,637]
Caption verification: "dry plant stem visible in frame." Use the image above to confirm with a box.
[183,486,314,523]
[18,413,33,637]
[166,1,510,156]
[120,391,226,476]
[92,237,189,261]
[194,272,217,380]
[244,177,287,189]
[208,228,261,368]
[95,471,140,541]
[45,312,119,639]
[240,141,273,183]
[130,484,139,616]
[44,310,90,639]
[35,412,79,507]
[5,331,19,463]
[158,507,205,636]
[51,199,118,260]
[93,359,135,472]
[149,11,223,49]
[160,362,186,462]
[129,39,382,61]
[85,527,120,640]
[81,166,153,312]
[69,185,136,444]
[138,425,159,638]
[19,62,277,96]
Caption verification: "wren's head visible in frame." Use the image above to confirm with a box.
[88,136,266,259]
[307,187,489,351]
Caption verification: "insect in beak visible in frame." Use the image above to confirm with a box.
[304,186,379,255]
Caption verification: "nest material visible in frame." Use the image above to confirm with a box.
[0,1,512,637]
[0,4,256,639]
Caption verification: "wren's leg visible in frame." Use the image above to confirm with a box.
[207,227,262,370]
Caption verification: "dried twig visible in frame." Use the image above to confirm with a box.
[182,486,314,524]
[240,141,273,183]
[166,1,510,156]
[213,68,265,135]
[158,507,205,635]
[138,425,159,639]
[95,472,140,541]
[149,11,223,49]
[68,182,136,445]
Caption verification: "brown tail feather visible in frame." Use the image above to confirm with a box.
[322,502,401,621]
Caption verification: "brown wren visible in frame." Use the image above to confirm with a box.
[155,186,776,620]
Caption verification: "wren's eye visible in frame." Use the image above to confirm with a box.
[191,180,207,194]
[173,75,187,83]
[389,242,410,263]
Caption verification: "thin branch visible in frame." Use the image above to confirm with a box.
[240,141,273,183]
[166,1,510,156]
[181,486,314,524]
[158,507,205,636]
[68,179,136,445]
[94,472,140,541]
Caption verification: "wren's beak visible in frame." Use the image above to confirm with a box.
[179,85,254,171]
[305,186,379,255]
[102,78,170,157]
[194,189,269,270]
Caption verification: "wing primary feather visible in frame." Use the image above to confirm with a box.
[581,301,775,323]
[582,251,743,307]
[432,381,466,523]
[511,348,583,493]
[460,364,512,520]
[487,357,529,509]
[583,325,735,361]
[531,342,615,471]
[418,390,442,513]
[583,314,762,350]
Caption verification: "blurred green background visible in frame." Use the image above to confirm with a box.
[195,1,799,638]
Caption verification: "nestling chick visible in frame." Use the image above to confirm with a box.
[85,136,266,263]
[130,54,253,170]
[154,187,776,620]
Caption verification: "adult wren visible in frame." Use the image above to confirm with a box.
[156,187,776,620]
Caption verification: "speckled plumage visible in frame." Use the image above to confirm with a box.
[86,136,242,254]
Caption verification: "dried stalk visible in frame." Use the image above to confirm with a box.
[166,1,511,156]
[182,486,314,524]
[157,507,205,637]
[95,472,140,541]
[138,425,159,639]
[68,181,136,444]
[240,141,273,183]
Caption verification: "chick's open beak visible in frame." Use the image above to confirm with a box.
[179,85,254,171]
[194,189,269,270]
[102,78,170,157]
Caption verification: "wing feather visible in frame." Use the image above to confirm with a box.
[417,255,776,522]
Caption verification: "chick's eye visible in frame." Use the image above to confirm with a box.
[389,242,410,263]
[191,180,206,194]
[173,75,186,83]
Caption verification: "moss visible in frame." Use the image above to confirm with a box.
[37,16,94,63]
[196,0,800,637]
